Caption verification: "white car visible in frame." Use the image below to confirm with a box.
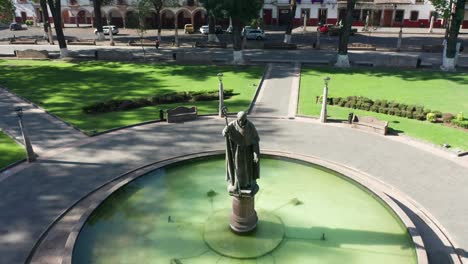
[245,29,265,40]
[94,25,119,35]
[199,25,209,34]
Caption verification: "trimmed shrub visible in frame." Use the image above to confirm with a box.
[388,101,399,108]
[399,104,408,111]
[370,105,378,112]
[25,20,34,26]
[361,103,371,111]
[404,111,413,119]
[456,112,464,121]
[414,112,426,121]
[442,113,454,123]
[380,100,388,108]
[394,109,402,117]
[406,105,416,112]
[451,119,468,129]
[433,111,443,118]
[426,113,437,122]
[339,100,346,107]
[378,107,388,114]
[388,108,395,115]
[332,97,342,105]
[415,106,424,113]
[83,89,236,114]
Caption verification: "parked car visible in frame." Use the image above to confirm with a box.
[316,23,357,36]
[184,24,194,34]
[199,25,209,34]
[245,29,265,40]
[9,23,24,31]
[241,26,254,37]
[94,25,119,35]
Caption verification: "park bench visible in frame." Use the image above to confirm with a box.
[348,43,376,51]
[67,39,96,45]
[351,115,388,135]
[264,42,297,50]
[128,39,156,47]
[15,49,49,59]
[9,38,37,45]
[167,106,197,123]
[421,44,443,53]
[195,41,227,48]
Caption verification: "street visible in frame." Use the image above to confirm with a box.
[1,25,466,51]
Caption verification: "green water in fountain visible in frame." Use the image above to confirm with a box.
[73,156,417,264]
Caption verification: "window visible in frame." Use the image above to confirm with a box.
[410,11,418,21]
[394,10,404,23]
[352,10,361,22]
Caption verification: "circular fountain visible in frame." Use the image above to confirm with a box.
[72,156,418,264]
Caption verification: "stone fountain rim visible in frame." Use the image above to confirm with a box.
[54,150,433,264]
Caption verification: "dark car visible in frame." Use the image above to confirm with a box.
[9,23,24,31]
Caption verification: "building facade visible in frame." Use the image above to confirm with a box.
[12,0,468,29]
[262,0,468,28]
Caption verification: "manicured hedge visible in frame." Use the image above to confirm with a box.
[451,119,468,129]
[83,89,235,114]
[327,96,434,121]
[326,96,468,130]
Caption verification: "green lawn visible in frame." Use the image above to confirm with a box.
[0,60,264,134]
[299,67,468,151]
[0,131,26,170]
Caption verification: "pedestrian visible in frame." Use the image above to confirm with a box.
[155,39,160,49]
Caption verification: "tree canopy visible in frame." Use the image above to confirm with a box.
[0,0,15,24]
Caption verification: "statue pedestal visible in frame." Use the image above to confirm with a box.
[229,186,259,233]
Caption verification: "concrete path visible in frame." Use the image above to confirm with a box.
[0,87,86,155]
[0,117,466,264]
[251,63,301,117]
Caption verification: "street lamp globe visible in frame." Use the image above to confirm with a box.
[324,76,330,86]
[217,73,223,82]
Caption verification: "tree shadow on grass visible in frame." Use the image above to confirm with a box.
[302,66,468,85]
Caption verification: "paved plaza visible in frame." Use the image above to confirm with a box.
[0,54,467,264]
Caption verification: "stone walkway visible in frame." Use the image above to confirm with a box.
[0,87,86,155]
[0,63,467,264]
[251,63,301,117]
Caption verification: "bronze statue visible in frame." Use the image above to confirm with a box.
[222,111,260,195]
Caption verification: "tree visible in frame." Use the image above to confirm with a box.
[0,0,15,24]
[199,0,224,42]
[93,0,113,41]
[441,0,466,71]
[214,0,263,64]
[146,0,178,41]
[47,0,68,57]
[135,0,152,57]
[429,0,451,21]
[39,0,54,44]
[335,0,355,68]
[284,0,296,44]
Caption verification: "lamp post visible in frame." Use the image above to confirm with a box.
[15,107,36,162]
[320,77,330,123]
[218,73,224,117]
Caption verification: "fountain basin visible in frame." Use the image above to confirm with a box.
[72,155,418,264]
